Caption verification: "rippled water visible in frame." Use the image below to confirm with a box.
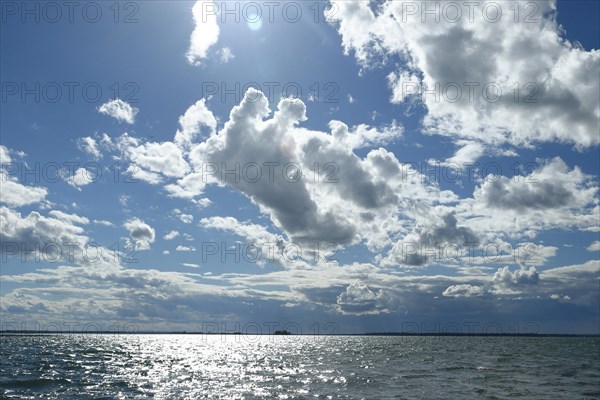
[1,334,599,399]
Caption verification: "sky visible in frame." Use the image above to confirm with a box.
[0,0,599,334]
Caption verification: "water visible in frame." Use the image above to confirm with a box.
[1,335,599,399]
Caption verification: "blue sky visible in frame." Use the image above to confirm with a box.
[1,0,599,334]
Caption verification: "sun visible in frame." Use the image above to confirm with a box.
[246,13,262,31]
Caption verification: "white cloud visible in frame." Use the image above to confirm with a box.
[124,141,189,181]
[0,263,229,326]
[82,89,440,258]
[182,263,200,269]
[388,70,421,103]
[20,80,591,331]
[123,218,155,250]
[175,99,218,150]
[443,265,539,298]
[441,259,599,302]
[456,157,599,240]
[550,293,571,301]
[164,230,180,240]
[0,171,48,207]
[93,219,115,227]
[329,0,600,149]
[382,212,478,267]
[47,210,89,225]
[462,242,558,268]
[0,206,87,246]
[336,282,392,315]
[176,245,196,252]
[201,216,280,244]
[186,88,409,248]
[443,284,485,298]
[1,148,48,206]
[540,260,600,304]
[475,158,593,212]
[0,206,97,266]
[66,167,94,189]
[200,216,293,268]
[492,266,539,291]
[587,241,600,252]
[217,47,234,64]
[187,0,220,65]
[127,165,164,185]
[98,99,138,124]
[173,209,194,224]
[542,260,599,279]
[77,137,102,159]
[445,141,485,164]
[0,145,12,163]
[119,195,130,208]
[164,172,207,200]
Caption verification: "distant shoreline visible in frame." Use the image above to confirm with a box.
[1,331,598,337]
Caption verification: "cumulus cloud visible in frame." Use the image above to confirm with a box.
[101,133,188,185]
[92,88,445,255]
[163,230,180,240]
[1,82,596,330]
[0,147,48,207]
[458,157,599,239]
[200,216,296,268]
[189,89,354,244]
[328,0,600,150]
[185,88,410,247]
[442,259,599,305]
[0,145,12,163]
[336,282,392,315]
[98,99,138,124]
[587,241,600,252]
[57,87,596,316]
[444,265,540,298]
[173,209,193,224]
[443,284,485,298]
[174,99,217,149]
[383,212,479,266]
[123,218,155,250]
[164,172,207,200]
[0,206,101,266]
[493,265,539,288]
[77,137,102,159]
[47,210,89,225]
[125,141,189,181]
[66,167,94,189]
[187,0,220,65]
[176,245,196,252]
[475,158,594,212]
[0,171,48,207]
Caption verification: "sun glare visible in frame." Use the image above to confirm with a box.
[247,13,263,31]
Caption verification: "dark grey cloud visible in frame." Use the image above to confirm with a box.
[479,178,573,211]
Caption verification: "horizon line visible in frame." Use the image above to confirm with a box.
[2,331,599,337]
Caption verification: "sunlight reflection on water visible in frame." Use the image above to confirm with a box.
[1,335,599,399]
